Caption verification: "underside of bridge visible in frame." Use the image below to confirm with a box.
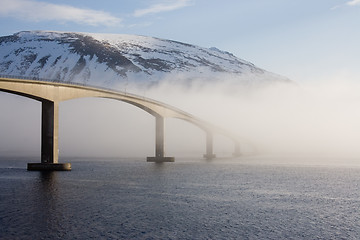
[0,77,241,170]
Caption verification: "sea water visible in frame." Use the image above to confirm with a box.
[1,156,360,239]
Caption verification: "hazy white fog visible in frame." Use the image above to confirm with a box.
[2,77,360,164]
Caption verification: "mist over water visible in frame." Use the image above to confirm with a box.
[139,78,360,161]
[1,77,360,164]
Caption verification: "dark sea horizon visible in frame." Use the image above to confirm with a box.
[1,156,360,239]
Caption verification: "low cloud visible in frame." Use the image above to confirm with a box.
[347,0,360,6]
[3,77,360,165]
[133,0,192,17]
[332,0,360,9]
[0,0,122,26]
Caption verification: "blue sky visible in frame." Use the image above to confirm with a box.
[0,0,359,83]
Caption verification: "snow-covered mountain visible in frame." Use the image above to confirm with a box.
[0,31,289,89]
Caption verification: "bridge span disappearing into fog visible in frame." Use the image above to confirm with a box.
[0,75,241,170]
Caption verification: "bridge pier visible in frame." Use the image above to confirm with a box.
[147,116,174,162]
[28,100,71,171]
[203,132,216,159]
[41,100,59,164]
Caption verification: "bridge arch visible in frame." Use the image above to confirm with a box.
[0,76,241,169]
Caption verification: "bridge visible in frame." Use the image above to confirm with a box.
[0,75,241,170]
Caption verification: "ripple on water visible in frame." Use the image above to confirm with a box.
[1,157,360,239]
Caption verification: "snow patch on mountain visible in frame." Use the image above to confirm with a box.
[0,31,290,89]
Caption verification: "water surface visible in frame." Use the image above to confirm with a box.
[1,157,359,239]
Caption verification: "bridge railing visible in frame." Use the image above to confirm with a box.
[0,73,157,101]
[0,73,126,94]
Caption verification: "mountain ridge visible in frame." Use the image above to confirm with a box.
[0,30,289,89]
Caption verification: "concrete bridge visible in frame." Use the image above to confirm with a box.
[0,75,241,170]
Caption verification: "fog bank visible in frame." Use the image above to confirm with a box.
[1,77,360,162]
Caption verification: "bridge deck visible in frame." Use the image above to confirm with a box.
[0,75,241,169]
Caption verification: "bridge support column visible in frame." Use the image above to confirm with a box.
[41,100,59,164]
[28,100,71,171]
[147,116,174,162]
[203,132,216,160]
